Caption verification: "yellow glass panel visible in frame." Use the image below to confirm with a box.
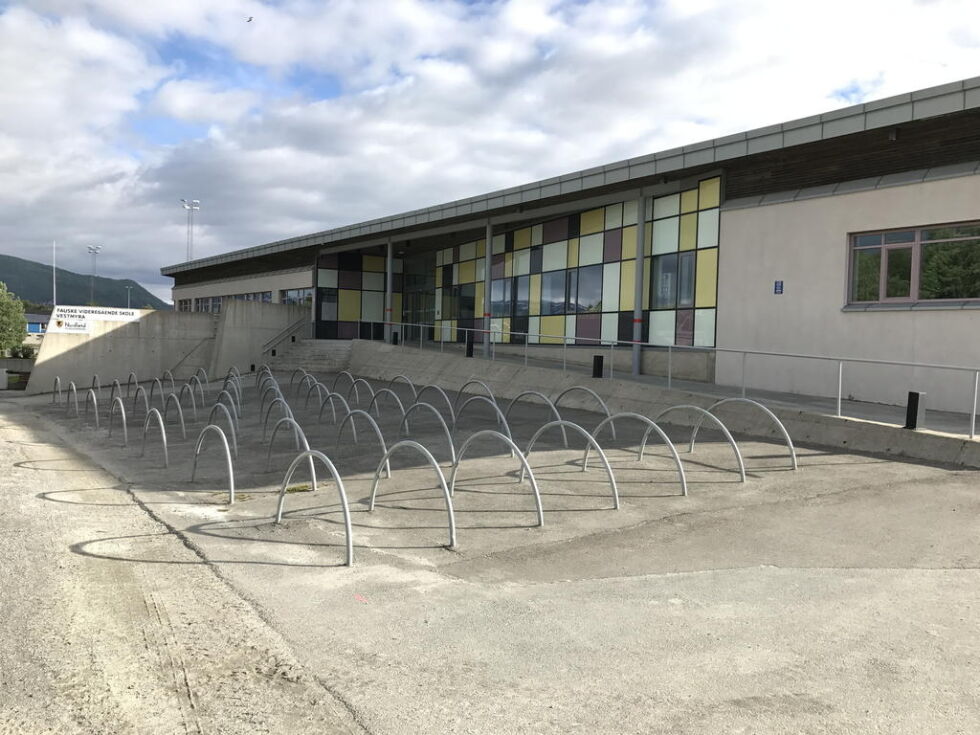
[476,239,486,257]
[435,267,442,288]
[695,248,718,308]
[619,259,635,311]
[567,238,579,268]
[679,213,697,251]
[514,228,531,250]
[539,315,565,343]
[642,257,651,309]
[338,290,361,321]
[475,282,485,316]
[680,188,698,213]
[504,251,513,277]
[458,260,476,284]
[450,320,457,342]
[580,208,604,235]
[362,255,385,272]
[643,225,652,255]
[698,177,721,209]
[621,225,637,260]
[530,274,541,316]
[500,318,511,343]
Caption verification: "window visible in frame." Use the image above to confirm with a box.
[279,288,313,305]
[849,223,980,303]
[177,299,192,312]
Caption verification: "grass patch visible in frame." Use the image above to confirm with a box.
[285,482,313,494]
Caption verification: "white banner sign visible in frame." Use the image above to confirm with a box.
[47,305,142,334]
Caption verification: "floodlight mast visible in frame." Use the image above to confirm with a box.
[180,198,201,261]
[86,245,102,305]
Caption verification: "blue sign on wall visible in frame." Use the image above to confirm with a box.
[774,280,784,295]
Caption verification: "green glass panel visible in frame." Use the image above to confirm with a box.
[851,248,881,301]
[919,240,980,299]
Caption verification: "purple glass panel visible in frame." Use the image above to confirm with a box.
[452,245,459,263]
[576,313,601,345]
[338,270,362,289]
[603,229,622,262]
[542,218,569,244]
[675,310,694,346]
[337,321,358,339]
[318,254,338,268]
[491,253,505,279]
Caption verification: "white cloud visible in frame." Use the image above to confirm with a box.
[1,0,980,304]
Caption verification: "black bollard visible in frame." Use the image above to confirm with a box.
[592,355,604,378]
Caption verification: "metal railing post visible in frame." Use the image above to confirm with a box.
[740,352,747,398]
[609,341,614,379]
[524,336,528,366]
[971,370,978,439]
[419,327,423,351]
[440,327,444,353]
[836,361,843,417]
[562,338,567,373]
[667,346,672,390]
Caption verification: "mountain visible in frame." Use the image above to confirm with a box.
[0,253,170,310]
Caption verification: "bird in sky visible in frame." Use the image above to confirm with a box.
[246,16,253,22]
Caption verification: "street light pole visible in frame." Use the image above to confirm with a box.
[180,199,200,261]
[87,245,102,305]
[125,285,133,308]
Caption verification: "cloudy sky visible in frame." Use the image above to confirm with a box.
[1,0,978,302]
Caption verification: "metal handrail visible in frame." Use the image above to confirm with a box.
[262,316,308,354]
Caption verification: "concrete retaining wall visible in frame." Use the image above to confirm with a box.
[208,300,308,377]
[348,340,980,468]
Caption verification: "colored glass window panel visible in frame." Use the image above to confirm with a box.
[514,275,530,316]
[619,259,635,311]
[696,209,719,249]
[362,272,385,291]
[530,245,543,274]
[514,228,531,249]
[459,283,476,319]
[567,238,579,268]
[621,225,637,259]
[491,279,511,317]
[361,291,384,322]
[458,259,476,284]
[695,248,718,308]
[675,309,694,346]
[652,254,677,308]
[649,311,674,344]
[542,241,567,272]
[579,233,603,265]
[694,308,716,347]
[531,224,543,247]
[338,290,361,321]
[603,229,622,262]
[652,217,679,255]
[653,193,679,219]
[623,200,638,226]
[363,255,386,272]
[339,270,362,289]
[459,241,477,261]
[539,315,565,343]
[680,189,698,213]
[576,313,601,344]
[318,269,338,288]
[678,251,695,308]
[602,263,620,312]
[576,265,603,313]
[542,217,569,244]
[514,249,531,276]
[679,213,697,251]
[541,271,565,315]
[698,177,721,209]
[604,203,623,230]
[580,208,605,235]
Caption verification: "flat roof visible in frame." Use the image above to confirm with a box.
[162,76,980,277]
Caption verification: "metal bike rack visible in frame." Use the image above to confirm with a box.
[132,385,149,417]
[140,408,169,468]
[148,378,165,409]
[449,430,544,527]
[368,440,457,550]
[109,397,128,446]
[266,418,318,492]
[177,382,199,421]
[398,402,457,464]
[125,371,138,398]
[689,398,798,471]
[261,397,294,441]
[191,425,235,504]
[346,378,375,406]
[65,381,79,417]
[388,374,418,400]
[521,420,620,509]
[52,376,62,403]
[367,388,406,420]
[297,372,318,398]
[257,373,278,393]
[162,393,187,440]
[318,392,351,424]
[90,375,103,400]
[652,405,746,482]
[453,379,497,410]
[289,368,309,391]
[331,370,356,396]
[207,402,239,457]
[195,367,209,392]
[336,409,390,478]
[553,386,617,439]
[503,391,567,447]
[452,395,511,437]
[162,369,176,394]
[274,450,353,567]
[586,412,688,496]
[260,383,284,417]
[188,375,205,405]
[222,375,243,409]
[215,388,241,419]
[416,384,457,424]
[108,379,123,408]
[83,389,100,429]
[304,381,329,409]
[254,366,273,388]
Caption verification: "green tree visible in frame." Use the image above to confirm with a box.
[0,282,27,354]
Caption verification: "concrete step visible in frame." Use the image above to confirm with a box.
[266,339,352,374]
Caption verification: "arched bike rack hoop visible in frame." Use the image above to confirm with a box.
[177,382,198,421]
[449,430,543,527]
[652,405,746,482]
[521,420,620,510]
[162,369,176,394]
[587,412,688,497]
[162,393,187,440]
[689,398,797,471]
[140,408,169,468]
[108,397,128,446]
[346,378,375,406]
[398,402,457,464]
[318,392,351,425]
[65,381,79,417]
[304,381,329,409]
[504,391,567,448]
[453,380,497,410]
[331,370,356,395]
[131,385,149,418]
[194,367,209,391]
[206,402,239,458]
[368,388,406,420]
[289,368,309,390]
[188,375,205,405]
[553,386,616,439]
[148,378,165,409]
[108,379,123,408]
[452,396,513,453]
[125,371,138,398]
[191,425,235,504]
[388,374,418,400]
[336,410,390,478]
[368,440,457,550]
[261,397,294,441]
[52,376,62,403]
[260,383,284,417]
[416,384,456,424]
[266,418,318,492]
[83,389,100,429]
[215,388,241,420]
[274,450,354,566]
[296,373,318,398]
